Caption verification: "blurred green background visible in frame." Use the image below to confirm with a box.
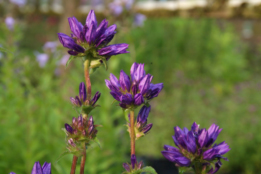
[1,0,261,174]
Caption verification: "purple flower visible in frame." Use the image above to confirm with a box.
[109,0,134,15]
[57,10,129,66]
[59,55,70,66]
[5,17,15,30]
[10,0,26,7]
[64,115,98,142]
[123,154,143,172]
[43,41,57,52]
[134,14,146,27]
[36,53,49,68]
[10,161,51,174]
[70,82,101,107]
[162,122,230,174]
[105,62,163,108]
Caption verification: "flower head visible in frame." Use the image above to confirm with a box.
[64,115,98,152]
[123,154,143,173]
[57,10,129,68]
[10,161,51,174]
[70,82,101,114]
[105,62,163,109]
[161,122,230,174]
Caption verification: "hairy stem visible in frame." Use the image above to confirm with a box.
[84,58,91,101]
[130,110,135,155]
[80,143,87,174]
[70,156,78,174]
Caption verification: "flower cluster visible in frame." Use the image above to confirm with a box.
[127,105,153,140]
[70,82,100,108]
[123,154,143,173]
[10,161,51,174]
[105,62,163,109]
[162,122,230,174]
[64,115,98,156]
[58,10,129,68]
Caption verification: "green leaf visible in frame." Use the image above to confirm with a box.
[141,166,158,174]
[123,109,130,123]
[66,56,76,67]
[178,167,187,174]
[55,151,71,163]
[92,137,101,148]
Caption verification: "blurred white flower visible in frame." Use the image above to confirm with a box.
[5,17,15,30]
[36,53,49,68]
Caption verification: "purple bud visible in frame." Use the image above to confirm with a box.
[88,125,94,134]
[98,43,129,57]
[79,82,87,102]
[137,105,151,125]
[86,10,97,29]
[68,50,79,55]
[57,33,85,53]
[31,162,42,174]
[68,138,76,147]
[42,162,51,174]
[85,21,96,44]
[142,123,153,134]
[123,163,130,172]
[131,154,136,169]
[137,161,143,169]
[91,91,101,106]
[72,117,77,126]
[134,93,144,106]
[88,116,94,126]
[65,124,74,134]
[68,17,83,40]
[96,19,108,39]
[120,70,131,92]
[139,74,152,95]
[70,96,82,106]
[131,81,138,95]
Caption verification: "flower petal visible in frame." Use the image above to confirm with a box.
[57,33,85,53]
[120,70,131,92]
[31,162,43,174]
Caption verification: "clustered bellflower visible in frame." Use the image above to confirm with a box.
[65,115,98,156]
[10,161,51,174]
[58,10,129,68]
[162,122,230,174]
[105,62,163,109]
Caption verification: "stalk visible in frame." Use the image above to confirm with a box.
[130,110,135,155]
[80,146,87,174]
[70,156,78,174]
[84,58,91,101]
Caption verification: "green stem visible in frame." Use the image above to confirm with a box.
[70,156,78,174]
[130,110,135,156]
[84,58,91,101]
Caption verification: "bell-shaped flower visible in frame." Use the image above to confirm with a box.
[162,122,230,174]
[57,10,129,68]
[10,161,51,174]
[105,62,163,109]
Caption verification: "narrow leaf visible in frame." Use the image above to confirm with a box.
[66,56,76,67]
